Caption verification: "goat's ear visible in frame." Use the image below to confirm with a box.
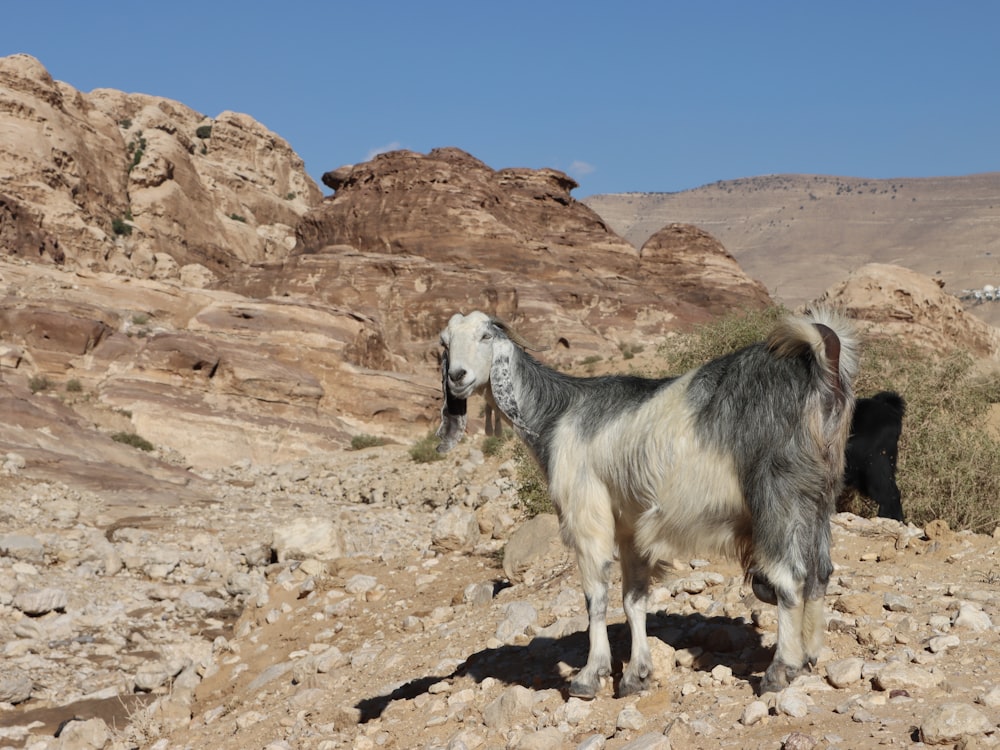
[436,351,467,453]
[489,343,530,433]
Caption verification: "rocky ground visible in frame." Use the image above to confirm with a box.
[2,439,1000,750]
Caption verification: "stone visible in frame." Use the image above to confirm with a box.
[272,518,344,562]
[12,586,67,615]
[431,506,480,552]
[825,657,865,688]
[502,513,564,583]
[920,703,993,745]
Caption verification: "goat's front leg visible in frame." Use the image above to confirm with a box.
[569,556,614,699]
[618,545,653,696]
[760,581,809,694]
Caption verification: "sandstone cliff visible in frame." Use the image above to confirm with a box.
[0,53,321,280]
[0,56,775,484]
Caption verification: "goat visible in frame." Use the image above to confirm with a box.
[436,309,858,697]
[843,391,906,522]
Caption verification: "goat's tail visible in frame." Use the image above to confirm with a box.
[767,307,860,409]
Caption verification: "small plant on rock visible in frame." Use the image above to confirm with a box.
[409,432,445,464]
[111,431,155,452]
[513,442,552,517]
[351,434,387,451]
[28,375,51,393]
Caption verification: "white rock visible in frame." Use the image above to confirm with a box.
[825,657,864,688]
[953,603,992,631]
[616,704,646,730]
[920,703,993,745]
[740,700,769,726]
[13,587,67,615]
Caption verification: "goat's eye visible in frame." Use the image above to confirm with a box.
[481,332,493,342]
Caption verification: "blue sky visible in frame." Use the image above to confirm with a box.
[2,1,998,197]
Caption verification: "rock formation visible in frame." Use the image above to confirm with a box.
[818,263,1000,359]
[0,56,778,486]
[0,53,321,279]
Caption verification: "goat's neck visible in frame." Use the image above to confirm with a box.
[489,342,575,450]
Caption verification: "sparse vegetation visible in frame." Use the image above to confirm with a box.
[111,431,155,452]
[196,124,213,139]
[285,192,297,201]
[619,343,644,360]
[513,442,552,517]
[131,313,150,326]
[65,379,83,393]
[481,430,510,457]
[409,432,445,463]
[229,213,247,223]
[657,306,1000,533]
[658,305,788,374]
[126,131,146,173]
[111,216,133,236]
[350,434,387,451]
[28,375,51,393]
[118,118,132,129]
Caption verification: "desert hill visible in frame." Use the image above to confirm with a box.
[584,173,1000,325]
[4,53,1000,750]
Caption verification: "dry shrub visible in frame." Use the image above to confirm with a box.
[854,336,1000,533]
[658,307,1000,533]
[658,305,788,374]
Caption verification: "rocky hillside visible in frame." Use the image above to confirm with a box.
[3,442,1000,750]
[584,173,1000,324]
[4,52,1000,750]
[0,54,777,486]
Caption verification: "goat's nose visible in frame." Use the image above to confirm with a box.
[449,368,467,384]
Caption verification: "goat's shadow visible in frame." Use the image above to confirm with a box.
[355,609,769,723]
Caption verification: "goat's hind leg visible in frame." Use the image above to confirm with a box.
[618,545,654,696]
[569,550,615,699]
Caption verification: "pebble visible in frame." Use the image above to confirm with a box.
[1,449,999,750]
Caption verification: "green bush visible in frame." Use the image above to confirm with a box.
[195,124,213,139]
[111,431,155,452]
[65,379,83,393]
[229,213,247,223]
[513,442,552,517]
[409,432,445,464]
[350,434,387,450]
[28,375,50,393]
[482,431,509,457]
[126,132,146,173]
[111,217,133,236]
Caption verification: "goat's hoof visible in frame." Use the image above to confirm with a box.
[568,678,598,700]
[618,672,652,697]
[759,663,791,695]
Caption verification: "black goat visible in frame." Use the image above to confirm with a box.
[843,391,906,522]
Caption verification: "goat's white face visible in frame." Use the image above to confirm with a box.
[440,311,496,400]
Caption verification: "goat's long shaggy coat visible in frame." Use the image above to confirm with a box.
[437,310,858,697]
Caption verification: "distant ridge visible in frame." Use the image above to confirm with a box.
[584,172,1000,322]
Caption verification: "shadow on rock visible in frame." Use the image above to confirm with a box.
[355,611,765,722]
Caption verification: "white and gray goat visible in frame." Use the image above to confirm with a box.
[436,309,858,697]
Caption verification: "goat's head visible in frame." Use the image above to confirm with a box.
[436,311,538,453]
[435,312,498,453]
